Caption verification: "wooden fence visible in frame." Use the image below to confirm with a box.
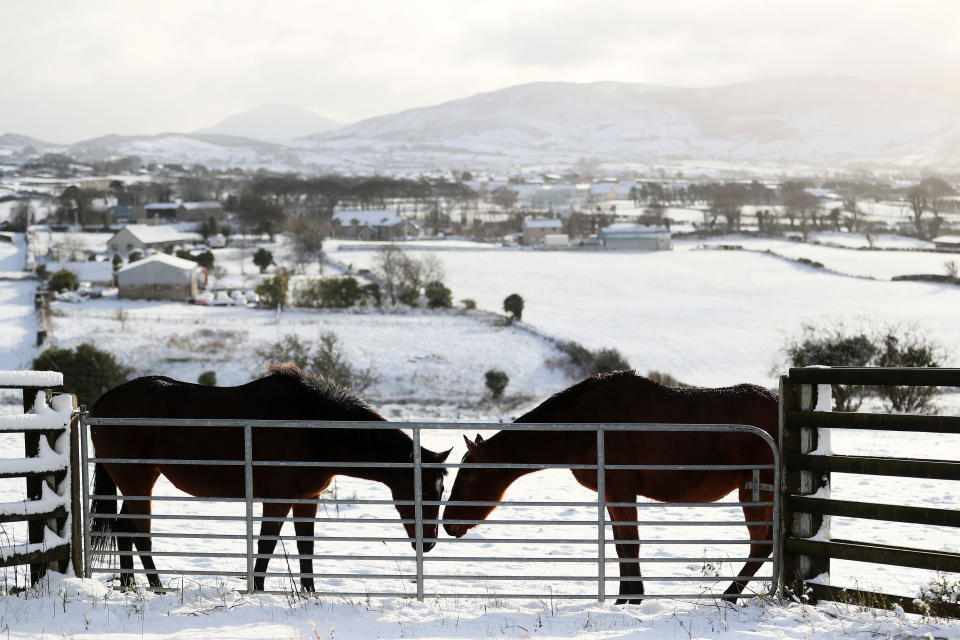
[0,380,80,586]
[780,367,960,617]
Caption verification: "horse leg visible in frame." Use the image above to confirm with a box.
[723,483,774,601]
[607,499,643,605]
[110,465,161,589]
[292,502,319,592]
[253,502,291,591]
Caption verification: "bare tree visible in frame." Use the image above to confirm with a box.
[906,184,928,238]
[920,176,955,239]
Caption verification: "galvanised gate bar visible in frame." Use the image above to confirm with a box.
[80,416,781,601]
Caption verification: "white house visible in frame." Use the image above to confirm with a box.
[522,218,563,245]
[331,209,412,240]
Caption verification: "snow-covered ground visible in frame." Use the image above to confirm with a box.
[336,240,960,389]
[2,231,960,638]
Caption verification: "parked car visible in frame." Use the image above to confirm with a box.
[211,291,234,306]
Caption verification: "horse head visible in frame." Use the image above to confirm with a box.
[443,433,501,538]
[389,445,451,552]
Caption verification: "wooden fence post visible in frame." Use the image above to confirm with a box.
[780,375,831,600]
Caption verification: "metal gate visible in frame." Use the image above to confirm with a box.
[80,416,780,600]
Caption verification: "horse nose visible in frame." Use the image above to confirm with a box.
[445,523,461,537]
[422,541,436,553]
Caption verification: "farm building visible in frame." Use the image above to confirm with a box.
[116,253,202,300]
[522,218,563,245]
[599,224,671,250]
[932,235,960,251]
[331,209,413,240]
[107,224,202,255]
[144,201,224,223]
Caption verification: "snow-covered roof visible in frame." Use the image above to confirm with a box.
[600,224,670,235]
[182,201,222,210]
[114,224,201,245]
[117,252,199,275]
[932,235,960,244]
[144,202,181,210]
[332,209,404,227]
[523,218,563,229]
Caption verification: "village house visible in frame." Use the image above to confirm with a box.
[522,218,563,245]
[331,209,413,240]
[116,253,202,300]
[107,224,202,255]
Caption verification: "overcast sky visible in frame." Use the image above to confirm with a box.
[4,0,960,143]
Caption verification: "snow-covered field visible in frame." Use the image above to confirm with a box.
[334,238,960,388]
[2,231,960,638]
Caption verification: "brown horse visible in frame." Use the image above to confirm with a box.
[442,371,778,604]
[90,363,451,591]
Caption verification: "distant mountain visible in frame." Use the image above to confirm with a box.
[8,77,960,173]
[302,77,960,171]
[0,133,60,152]
[197,105,342,142]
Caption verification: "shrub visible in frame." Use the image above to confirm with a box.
[360,283,381,307]
[646,370,690,388]
[33,343,132,406]
[49,269,78,292]
[253,247,274,274]
[591,348,631,375]
[256,331,377,393]
[550,341,631,378]
[485,369,509,399]
[127,250,143,263]
[293,277,362,308]
[875,329,943,413]
[197,371,217,386]
[194,250,215,270]
[112,253,122,271]
[397,286,420,306]
[503,293,524,320]
[783,323,878,411]
[461,298,476,310]
[424,280,452,309]
[320,276,361,308]
[783,323,947,413]
[255,274,289,308]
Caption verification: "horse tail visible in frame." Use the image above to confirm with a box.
[90,463,117,561]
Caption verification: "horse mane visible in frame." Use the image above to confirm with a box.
[515,369,778,425]
[515,370,643,423]
[266,362,382,420]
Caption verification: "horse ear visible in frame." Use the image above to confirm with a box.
[438,447,453,462]
[463,434,479,453]
[474,433,484,444]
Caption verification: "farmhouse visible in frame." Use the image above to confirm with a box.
[932,235,960,251]
[331,209,412,240]
[116,253,202,300]
[522,218,563,245]
[599,224,672,250]
[107,224,202,255]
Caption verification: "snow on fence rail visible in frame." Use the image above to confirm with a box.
[780,367,960,618]
[0,371,78,586]
[79,417,780,602]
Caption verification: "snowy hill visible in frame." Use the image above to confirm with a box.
[196,105,342,142]
[304,77,960,170]
[7,76,960,172]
